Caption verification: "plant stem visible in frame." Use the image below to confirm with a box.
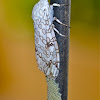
[50,0,71,100]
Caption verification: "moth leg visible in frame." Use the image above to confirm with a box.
[53,25,65,37]
[51,3,69,7]
[53,17,68,27]
[52,3,65,7]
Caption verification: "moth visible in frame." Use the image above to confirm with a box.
[32,0,67,79]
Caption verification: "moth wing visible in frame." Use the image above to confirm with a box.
[33,1,60,79]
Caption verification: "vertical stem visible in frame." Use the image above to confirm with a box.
[50,0,71,100]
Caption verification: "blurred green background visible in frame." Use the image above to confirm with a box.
[0,0,99,100]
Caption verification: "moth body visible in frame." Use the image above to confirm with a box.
[32,0,61,79]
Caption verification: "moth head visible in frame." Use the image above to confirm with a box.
[32,0,49,21]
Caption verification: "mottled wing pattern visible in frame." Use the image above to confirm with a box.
[32,0,60,79]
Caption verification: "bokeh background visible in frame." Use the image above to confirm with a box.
[0,0,99,100]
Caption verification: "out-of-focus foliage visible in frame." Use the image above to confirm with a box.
[71,0,100,27]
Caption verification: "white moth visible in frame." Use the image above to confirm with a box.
[32,0,67,79]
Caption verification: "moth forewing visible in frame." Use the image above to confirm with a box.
[32,0,60,79]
